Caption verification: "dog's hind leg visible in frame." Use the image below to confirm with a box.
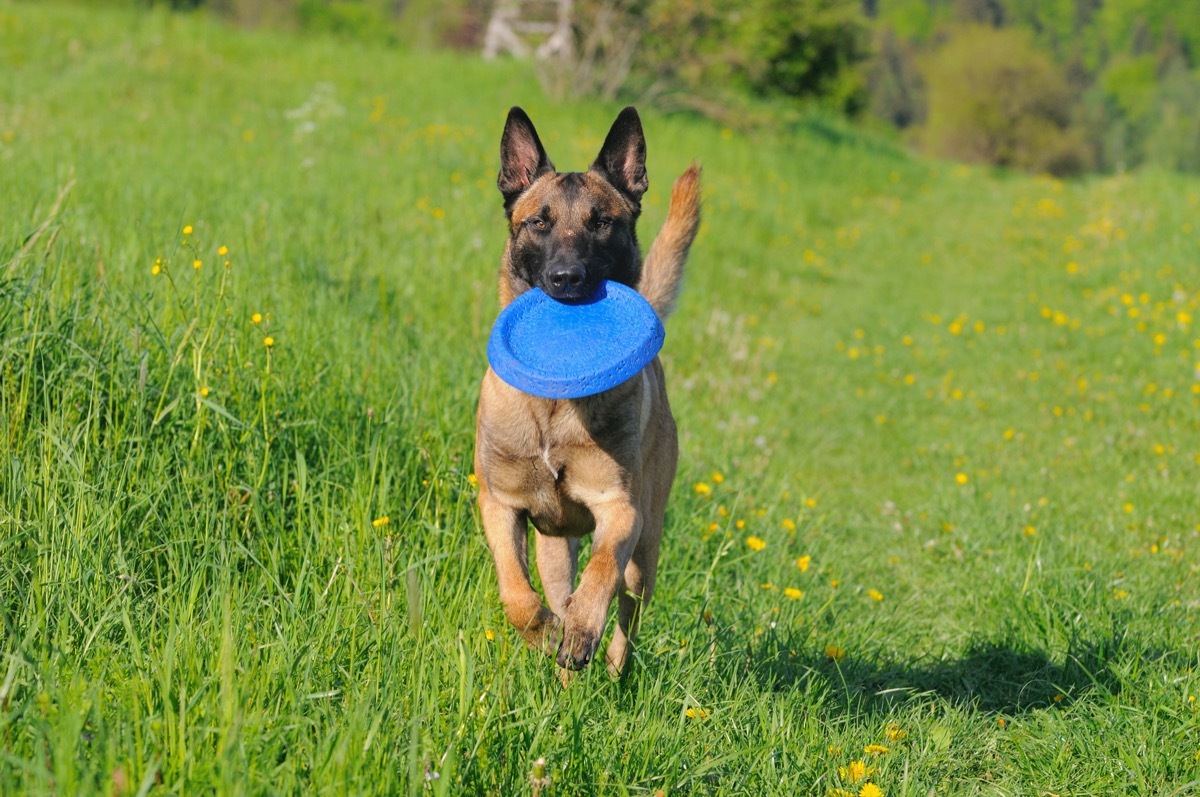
[605,514,662,676]
[480,494,561,655]
[535,532,579,617]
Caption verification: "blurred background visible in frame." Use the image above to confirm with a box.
[81,0,1200,177]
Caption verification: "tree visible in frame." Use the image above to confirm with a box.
[919,25,1088,174]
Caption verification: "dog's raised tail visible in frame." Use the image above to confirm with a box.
[639,163,701,321]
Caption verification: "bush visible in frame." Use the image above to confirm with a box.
[635,0,871,115]
[918,24,1088,175]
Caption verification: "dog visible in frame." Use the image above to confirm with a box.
[474,106,701,673]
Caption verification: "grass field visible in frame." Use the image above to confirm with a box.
[4,2,1200,794]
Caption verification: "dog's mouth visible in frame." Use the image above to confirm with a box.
[544,284,595,302]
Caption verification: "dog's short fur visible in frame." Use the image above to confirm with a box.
[474,106,701,673]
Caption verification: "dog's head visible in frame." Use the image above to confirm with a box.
[496,106,648,302]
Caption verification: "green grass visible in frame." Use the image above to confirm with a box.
[4,2,1200,795]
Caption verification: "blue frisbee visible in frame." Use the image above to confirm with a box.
[487,280,665,399]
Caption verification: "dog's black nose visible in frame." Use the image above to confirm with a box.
[548,264,585,292]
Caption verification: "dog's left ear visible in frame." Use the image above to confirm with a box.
[499,107,555,214]
[591,106,648,208]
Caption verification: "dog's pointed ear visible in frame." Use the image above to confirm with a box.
[498,107,555,213]
[591,106,648,207]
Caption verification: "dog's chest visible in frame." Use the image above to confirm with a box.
[490,438,599,537]
[481,401,634,536]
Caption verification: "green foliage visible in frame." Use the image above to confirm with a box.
[293,0,393,41]
[868,0,1200,174]
[920,25,1087,175]
[866,24,925,128]
[636,0,871,113]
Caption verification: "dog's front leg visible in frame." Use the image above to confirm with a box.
[556,500,641,670]
[480,493,561,655]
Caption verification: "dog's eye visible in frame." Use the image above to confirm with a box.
[594,216,613,230]
[526,217,548,232]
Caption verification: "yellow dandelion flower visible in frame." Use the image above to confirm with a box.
[827,790,855,797]
[864,744,889,755]
[182,224,193,236]
[151,264,161,276]
[372,516,390,528]
[805,497,818,508]
[1122,502,1134,513]
[955,472,969,485]
[684,707,709,720]
[736,519,746,530]
[1112,588,1129,600]
[251,312,263,325]
[467,473,479,487]
[199,386,210,397]
[884,722,906,741]
[784,587,804,600]
[825,644,845,661]
[745,535,766,552]
[484,629,495,641]
[838,760,870,783]
[693,482,712,497]
[859,784,884,797]
[263,336,275,348]
[712,471,725,484]
[217,245,228,256]
[1023,525,1037,537]
[193,259,202,270]
[796,554,811,572]
[761,582,775,591]
[782,518,796,532]
[867,589,883,602]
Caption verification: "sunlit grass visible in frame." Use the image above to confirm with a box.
[3,2,1200,794]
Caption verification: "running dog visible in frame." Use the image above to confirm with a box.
[474,106,701,673]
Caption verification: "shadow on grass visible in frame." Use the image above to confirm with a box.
[692,626,1160,715]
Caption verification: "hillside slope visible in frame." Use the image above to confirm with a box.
[3,3,1200,794]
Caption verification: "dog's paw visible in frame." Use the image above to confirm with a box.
[536,610,564,658]
[555,619,601,671]
[556,633,599,671]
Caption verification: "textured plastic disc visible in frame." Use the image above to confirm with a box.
[487,280,665,399]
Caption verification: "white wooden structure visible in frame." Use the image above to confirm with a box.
[483,0,574,61]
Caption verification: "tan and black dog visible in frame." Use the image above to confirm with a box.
[474,106,701,673]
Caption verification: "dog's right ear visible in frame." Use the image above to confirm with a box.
[498,107,555,215]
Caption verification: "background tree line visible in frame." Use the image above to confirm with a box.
[127,0,1200,175]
